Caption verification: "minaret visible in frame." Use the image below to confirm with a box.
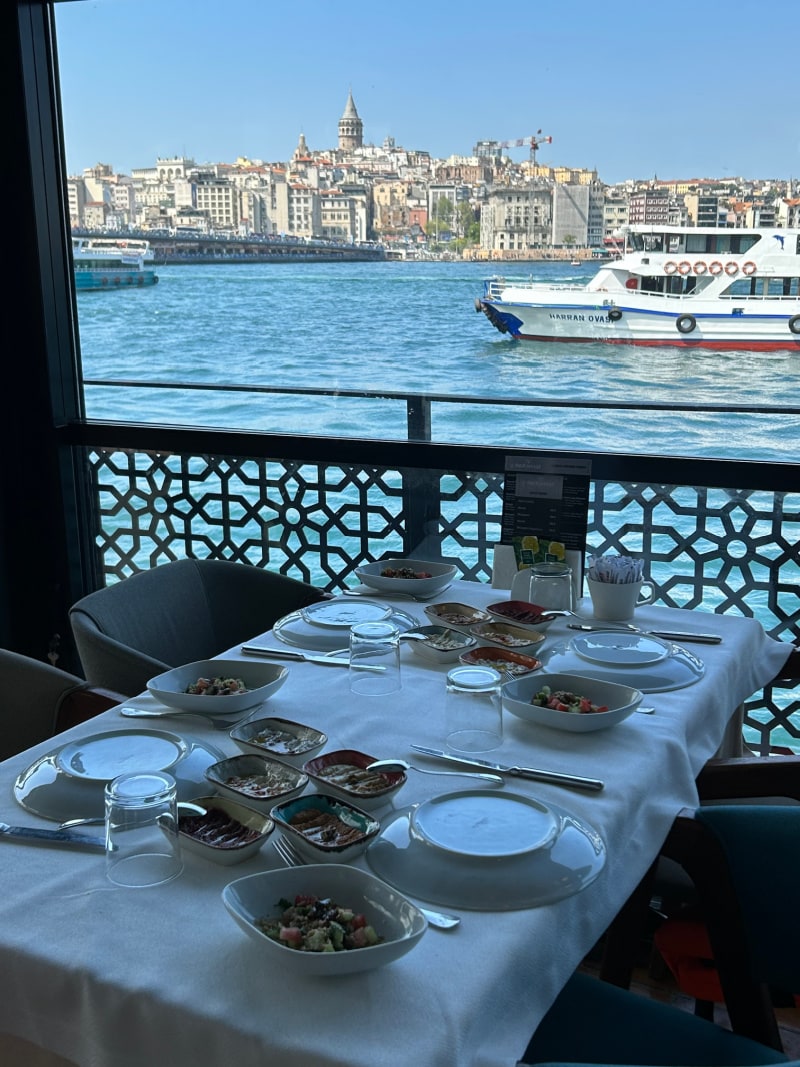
[338,90,363,152]
[293,132,310,161]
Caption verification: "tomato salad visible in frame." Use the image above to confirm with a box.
[531,684,608,715]
[257,894,381,952]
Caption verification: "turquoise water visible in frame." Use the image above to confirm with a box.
[78,259,800,461]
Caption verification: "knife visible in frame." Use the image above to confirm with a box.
[567,623,722,644]
[0,822,106,852]
[410,746,604,792]
[240,646,384,671]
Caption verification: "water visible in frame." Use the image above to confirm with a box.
[78,259,800,461]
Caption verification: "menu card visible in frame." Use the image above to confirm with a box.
[500,454,591,567]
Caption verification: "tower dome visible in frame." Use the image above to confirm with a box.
[338,90,363,152]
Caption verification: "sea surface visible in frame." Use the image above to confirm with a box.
[78,259,800,462]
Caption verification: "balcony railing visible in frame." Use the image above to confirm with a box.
[66,385,800,756]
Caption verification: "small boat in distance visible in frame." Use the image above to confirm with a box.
[72,236,159,291]
[475,225,800,350]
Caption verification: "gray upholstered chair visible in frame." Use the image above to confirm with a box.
[69,558,326,696]
[0,649,123,761]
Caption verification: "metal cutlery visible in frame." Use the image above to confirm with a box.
[240,646,384,671]
[0,821,105,852]
[567,623,722,644]
[271,834,461,930]
[342,587,447,603]
[120,706,252,731]
[410,745,604,792]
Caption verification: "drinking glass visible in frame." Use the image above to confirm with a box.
[105,770,183,888]
[527,562,575,612]
[348,621,402,695]
[445,665,503,754]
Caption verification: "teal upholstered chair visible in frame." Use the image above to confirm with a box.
[0,649,124,760]
[521,803,800,1066]
[69,558,326,696]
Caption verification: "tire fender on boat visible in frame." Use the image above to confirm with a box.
[694,261,708,274]
[724,262,739,276]
[474,298,483,313]
[676,314,697,334]
[789,315,800,335]
[677,261,692,276]
[709,261,723,275]
[664,261,678,275]
[607,308,623,322]
[741,261,757,276]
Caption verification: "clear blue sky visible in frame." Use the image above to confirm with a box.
[55,0,800,185]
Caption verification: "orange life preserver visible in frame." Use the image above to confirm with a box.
[724,261,739,276]
[677,261,692,275]
[742,261,757,276]
[708,261,723,275]
[664,261,678,275]
[694,261,708,274]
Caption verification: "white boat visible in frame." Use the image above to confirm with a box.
[72,236,159,291]
[475,225,800,349]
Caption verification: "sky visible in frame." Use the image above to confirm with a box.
[55,0,800,186]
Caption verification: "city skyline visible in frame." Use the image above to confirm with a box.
[55,0,800,186]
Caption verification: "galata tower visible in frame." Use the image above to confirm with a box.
[338,90,363,151]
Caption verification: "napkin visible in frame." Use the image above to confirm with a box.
[588,554,644,584]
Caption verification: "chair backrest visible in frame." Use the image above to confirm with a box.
[69,558,325,696]
[0,649,87,760]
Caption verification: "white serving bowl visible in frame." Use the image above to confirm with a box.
[502,671,643,732]
[175,795,273,866]
[302,749,406,812]
[205,753,308,813]
[423,601,491,632]
[355,558,457,597]
[222,865,427,975]
[407,624,478,664]
[229,716,327,765]
[486,600,559,632]
[147,659,288,715]
[469,621,548,655]
[270,792,380,862]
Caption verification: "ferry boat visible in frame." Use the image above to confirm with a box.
[475,225,800,349]
[72,237,159,291]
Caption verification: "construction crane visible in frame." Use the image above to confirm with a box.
[497,130,553,167]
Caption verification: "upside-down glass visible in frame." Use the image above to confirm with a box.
[526,562,575,613]
[105,770,183,888]
[349,621,402,695]
[445,665,503,754]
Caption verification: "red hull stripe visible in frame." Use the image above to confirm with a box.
[513,333,800,351]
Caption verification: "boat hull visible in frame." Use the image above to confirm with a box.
[75,269,159,292]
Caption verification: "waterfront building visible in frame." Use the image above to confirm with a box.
[478,185,552,254]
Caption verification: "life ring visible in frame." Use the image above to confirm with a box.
[677,261,692,276]
[708,261,723,275]
[676,314,697,334]
[724,262,739,276]
[608,308,623,322]
[694,261,708,275]
[474,298,483,313]
[742,261,757,276]
[113,276,121,285]
[101,277,108,286]
[789,315,800,335]
[664,261,678,275]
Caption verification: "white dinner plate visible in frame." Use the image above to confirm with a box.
[367,793,606,911]
[300,597,393,628]
[56,729,188,781]
[273,607,421,652]
[14,733,226,823]
[570,631,672,668]
[409,791,559,858]
[543,642,705,693]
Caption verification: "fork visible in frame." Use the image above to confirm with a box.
[119,706,254,731]
[271,834,460,930]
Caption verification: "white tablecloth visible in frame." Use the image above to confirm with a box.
[0,582,791,1067]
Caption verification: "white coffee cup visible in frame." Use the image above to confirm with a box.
[587,578,655,622]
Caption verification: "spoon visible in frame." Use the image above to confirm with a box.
[367,758,503,786]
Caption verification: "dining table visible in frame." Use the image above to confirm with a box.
[0,579,792,1067]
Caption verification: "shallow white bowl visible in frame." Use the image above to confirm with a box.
[502,671,643,732]
[229,716,327,765]
[222,865,427,975]
[302,749,406,812]
[175,795,273,865]
[407,624,478,664]
[355,558,457,597]
[205,753,307,813]
[147,659,288,715]
[270,792,381,862]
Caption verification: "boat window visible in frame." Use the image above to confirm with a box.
[685,236,708,254]
[767,277,799,296]
[628,233,645,252]
[641,235,664,252]
[667,236,681,253]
